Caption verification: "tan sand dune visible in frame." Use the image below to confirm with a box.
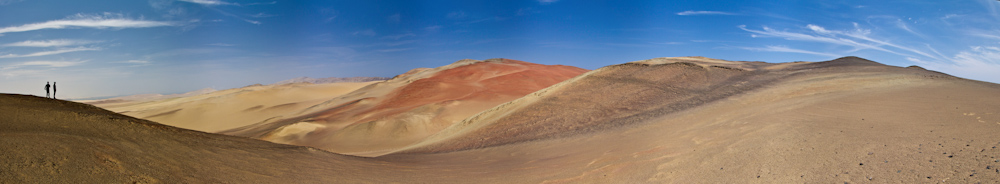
[90,82,377,132]
[0,94,390,183]
[222,58,588,156]
[8,56,1000,183]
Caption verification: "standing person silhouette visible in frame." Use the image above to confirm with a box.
[44,82,50,98]
[52,82,57,99]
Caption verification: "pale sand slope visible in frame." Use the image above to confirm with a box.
[222,58,588,157]
[379,56,1000,183]
[90,82,376,132]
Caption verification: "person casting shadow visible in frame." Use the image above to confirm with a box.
[44,82,51,98]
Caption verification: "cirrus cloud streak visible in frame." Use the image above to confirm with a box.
[0,13,177,35]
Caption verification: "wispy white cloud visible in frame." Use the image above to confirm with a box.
[968,29,1000,40]
[651,41,684,45]
[0,68,45,77]
[0,13,176,35]
[14,60,88,67]
[118,60,152,65]
[178,0,237,6]
[739,24,938,59]
[739,45,841,57]
[0,0,23,5]
[0,47,100,58]
[381,33,415,40]
[376,48,412,53]
[207,43,236,46]
[538,0,558,4]
[677,11,736,16]
[894,19,924,37]
[320,8,337,23]
[205,8,261,24]
[247,1,276,5]
[980,0,1000,20]
[2,39,100,47]
[910,46,1000,83]
[249,13,275,18]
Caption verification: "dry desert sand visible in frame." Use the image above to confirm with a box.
[89,82,378,132]
[4,56,1000,183]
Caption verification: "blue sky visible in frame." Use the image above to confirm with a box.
[1,0,999,99]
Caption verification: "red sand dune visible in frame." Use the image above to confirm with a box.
[222,58,588,156]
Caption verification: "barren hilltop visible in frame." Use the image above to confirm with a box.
[5,56,1000,183]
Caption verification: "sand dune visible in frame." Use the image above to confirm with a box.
[8,56,1000,183]
[379,56,1000,182]
[222,58,588,156]
[0,94,387,183]
[89,82,377,132]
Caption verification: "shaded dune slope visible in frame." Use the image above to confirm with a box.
[221,58,588,156]
[0,94,397,183]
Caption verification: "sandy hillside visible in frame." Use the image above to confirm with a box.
[0,94,389,183]
[6,56,1000,183]
[380,56,1000,183]
[89,82,377,132]
[222,58,588,156]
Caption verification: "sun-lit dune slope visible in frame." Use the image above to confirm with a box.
[0,94,397,183]
[89,82,376,132]
[379,56,1000,183]
[221,58,588,156]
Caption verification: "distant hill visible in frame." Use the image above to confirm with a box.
[272,76,391,85]
[83,88,217,104]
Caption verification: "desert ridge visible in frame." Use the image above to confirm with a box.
[89,81,380,132]
[9,56,1000,183]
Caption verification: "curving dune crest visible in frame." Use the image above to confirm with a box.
[222,58,589,156]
